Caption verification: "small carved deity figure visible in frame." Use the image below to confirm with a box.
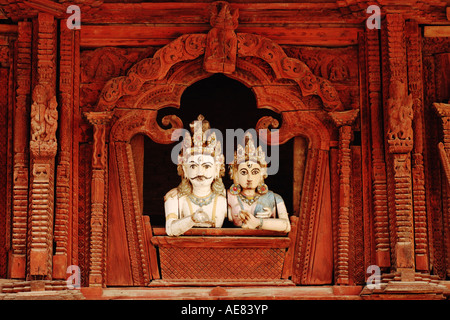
[30,84,48,142]
[164,115,227,236]
[44,96,58,143]
[228,133,291,232]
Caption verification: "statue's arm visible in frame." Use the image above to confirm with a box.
[243,200,291,232]
[214,196,227,228]
[164,196,195,236]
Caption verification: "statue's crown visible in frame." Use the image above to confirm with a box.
[178,114,224,165]
[234,132,267,166]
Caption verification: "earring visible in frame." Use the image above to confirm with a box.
[257,183,268,195]
[229,183,241,195]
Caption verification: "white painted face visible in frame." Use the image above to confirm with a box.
[183,154,217,189]
[236,161,262,191]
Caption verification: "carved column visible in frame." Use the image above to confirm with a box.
[0,29,13,279]
[53,20,77,279]
[9,21,32,279]
[382,14,416,281]
[433,102,450,278]
[366,28,390,269]
[84,111,113,287]
[329,109,359,285]
[406,20,428,272]
[27,13,58,280]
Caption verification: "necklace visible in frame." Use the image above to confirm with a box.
[238,193,260,206]
[188,192,215,207]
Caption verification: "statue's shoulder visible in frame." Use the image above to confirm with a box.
[216,193,227,201]
[263,190,284,204]
[215,193,227,206]
[226,190,238,203]
[164,188,179,202]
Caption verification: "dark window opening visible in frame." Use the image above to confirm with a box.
[143,74,293,227]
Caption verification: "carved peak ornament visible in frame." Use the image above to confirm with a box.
[203,1,239,74]
[209,1,238,30]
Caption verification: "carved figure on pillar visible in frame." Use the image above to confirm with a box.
[227,133,291,233]
[387,80,414,152]
[164,115,227,236]
[30,84,58,156]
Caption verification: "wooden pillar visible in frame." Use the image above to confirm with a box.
[28,12,58,280]
[329,109,359,285]
[0,29,13,279]
[9,21,32,279]
[365,28,390,269]
[382,14,416,280]
[52,20,77,279]
[433,102,450,278]
[406,20,429,272]
[84,111,113,287]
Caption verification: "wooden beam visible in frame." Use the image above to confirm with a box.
[152,227,287,237]
[424,25,450,37]
[82,3,360,25]
[80,25,210,47]
[80,25,359,48]
[151,236,291,248]
[0,25,18,34]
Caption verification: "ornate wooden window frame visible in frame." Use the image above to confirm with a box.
[84,17,359,286]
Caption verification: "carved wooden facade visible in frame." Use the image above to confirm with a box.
[0,0,449,299]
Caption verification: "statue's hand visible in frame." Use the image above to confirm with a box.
[192,209,212,224]
[255,207,272,219]
[240,210,260,230]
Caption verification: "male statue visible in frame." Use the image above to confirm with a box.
[164,115,227,236]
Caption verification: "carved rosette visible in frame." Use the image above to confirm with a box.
[329,109,359,285]
[84,111,113,287]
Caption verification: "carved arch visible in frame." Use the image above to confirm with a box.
[96,33,343,113]
[107,55,333,151]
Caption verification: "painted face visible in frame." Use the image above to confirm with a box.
[183,154,217,188]
[236,161,262,190]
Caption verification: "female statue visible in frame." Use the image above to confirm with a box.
[227,133,291,232]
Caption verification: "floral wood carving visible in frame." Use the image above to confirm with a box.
[237,33,343,111]
[110,110,183,144]
[96,33,207,111]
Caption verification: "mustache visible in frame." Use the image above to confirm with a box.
[192,175,212,180]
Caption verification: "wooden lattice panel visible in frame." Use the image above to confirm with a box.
[159,247,286,280]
